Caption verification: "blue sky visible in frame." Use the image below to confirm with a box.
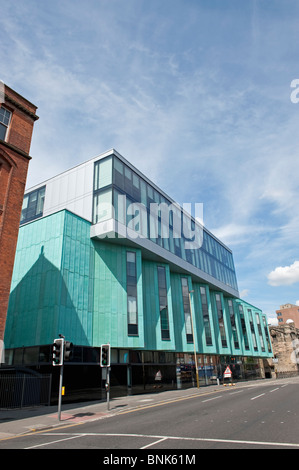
[1,0,299,323]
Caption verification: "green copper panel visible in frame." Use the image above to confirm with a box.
[92,241,144,349]
[6,211,93,348]
[142,261,175,351]
[6,211,66,348]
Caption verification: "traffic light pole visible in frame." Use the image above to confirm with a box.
[52,335,73,421]
[58,362,64,421]
[57,336,65,421]
[100,344,111,411]
[106,367,110,411]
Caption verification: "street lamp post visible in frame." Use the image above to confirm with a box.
[189,290,200,388]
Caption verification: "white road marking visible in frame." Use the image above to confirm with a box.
[140,437,168,449]
[25,434,84,449]
[202,396,222,403]
[36,432,299,449]
[251,393,265,400]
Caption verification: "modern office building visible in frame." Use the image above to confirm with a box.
[4,149,273,400]
[0,83,38,342]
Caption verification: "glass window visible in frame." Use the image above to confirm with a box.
[36,187,45,214]
[158,266,170,340]
[200,286,213,346]
[255,313,265,352]
[94,157,112,191]
[127,251,138,335]
[140,179,147,206]
[93,189,112,224]
[114,189,126,225]
[228,299,239,349]
[114,157,124,190]
[248,309,258,351]
[216,293,227,348]
[20,186,46,225]
[111,154,239,293]
[132,173,140,200]
[124,166,134,197]
[262,316,272,353]
[181,277,193,343]
[239,304,249,350]
[0,106,11,141]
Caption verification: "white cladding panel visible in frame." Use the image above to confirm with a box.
[42,160,94,222]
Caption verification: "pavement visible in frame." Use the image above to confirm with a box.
[0,377,292,441]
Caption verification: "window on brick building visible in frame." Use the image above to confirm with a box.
[0,106,12,141]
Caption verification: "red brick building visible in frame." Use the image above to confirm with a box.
[0,83,38,341]
[276,304,299,329]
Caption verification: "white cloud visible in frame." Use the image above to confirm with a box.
[2,0,299,320]
[267,316,278,326]
[267,261,299,286]
[239,289,249,298]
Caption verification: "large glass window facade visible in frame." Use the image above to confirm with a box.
[92,154,238,293]
[93,157,113,224]
[238,304,250,351]
[263,316,272,353]
[181,278,193,343]
[126,251,138,336]
[248,309,258,352]
[216,294,227,348]
[200,286,213,346]
[157,266,170,340]
[255,313,265,352]
[20,186,46,225]
[228,299,239,349]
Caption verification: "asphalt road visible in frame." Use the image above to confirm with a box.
[1,379,299,452]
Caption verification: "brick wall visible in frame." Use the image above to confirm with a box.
[0,85,38,341]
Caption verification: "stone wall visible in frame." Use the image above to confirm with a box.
[267,323,299,378]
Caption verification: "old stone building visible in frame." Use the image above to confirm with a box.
[268,323,299,378]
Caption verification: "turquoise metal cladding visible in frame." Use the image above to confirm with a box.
[6,210,145,350]
[5,211,93,348]
[142,261,175,351]
[59,211,94,346]
[235,299,272,357]
[5,209,272,358]
[92,241,144,349]
[170,274,200,354]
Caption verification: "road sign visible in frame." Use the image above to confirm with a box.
[224,366,232,378]
[155,370,162,381]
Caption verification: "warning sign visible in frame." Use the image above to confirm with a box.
[155,370,162,381]
[223,366,232,378]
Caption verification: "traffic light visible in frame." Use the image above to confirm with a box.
[64,341,73,362]
[100,344,110,367]
[52,338,64,366]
